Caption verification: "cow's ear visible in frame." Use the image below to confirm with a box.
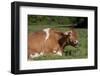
[68,31,73,35]
[64,32,68,35]
[64,31,72,36]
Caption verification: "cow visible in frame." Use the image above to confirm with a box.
[28,28,78,59]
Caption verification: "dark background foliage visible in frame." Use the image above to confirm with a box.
[28,15,87,28]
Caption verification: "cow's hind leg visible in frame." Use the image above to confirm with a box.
[30,53,40,58]
[28,49,41,60]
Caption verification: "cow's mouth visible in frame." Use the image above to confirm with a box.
[72,43,79,48]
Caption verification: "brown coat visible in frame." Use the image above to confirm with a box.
[28,28,78,59]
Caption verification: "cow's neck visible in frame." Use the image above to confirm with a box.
[58,37,68,49]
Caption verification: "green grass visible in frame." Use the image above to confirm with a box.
[28,25,88,60]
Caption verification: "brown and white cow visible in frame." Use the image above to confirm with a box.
[28,28,78,59]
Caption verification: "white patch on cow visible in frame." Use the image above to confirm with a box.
[56,51,62,56]
[30,53,40,58]
[43,28,50,40]
[40,52,44,56]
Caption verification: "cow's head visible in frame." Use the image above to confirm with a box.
[64,29,79,47]
[51,28,79,48]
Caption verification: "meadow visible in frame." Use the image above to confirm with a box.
[28,15,88,60]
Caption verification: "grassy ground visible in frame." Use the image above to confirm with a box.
[28,25,88,60]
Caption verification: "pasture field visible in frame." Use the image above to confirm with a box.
[28,25,88,60]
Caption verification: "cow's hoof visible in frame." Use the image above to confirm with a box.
[56,51,62,56]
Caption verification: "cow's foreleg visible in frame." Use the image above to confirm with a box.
[56,51,63,56]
